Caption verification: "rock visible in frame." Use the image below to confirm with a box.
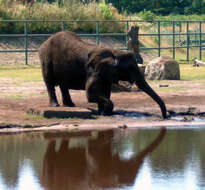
[145,56,180,80]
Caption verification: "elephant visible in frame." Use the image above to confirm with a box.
[39,31,118,115]
[85,50,118,115]
[39,30,167,118]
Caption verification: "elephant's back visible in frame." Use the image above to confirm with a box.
[39,31,96,89]
[44,31,95,63]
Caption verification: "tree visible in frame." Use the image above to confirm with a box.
[105,0,205,15]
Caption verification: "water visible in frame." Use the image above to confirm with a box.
[0,127,205,190]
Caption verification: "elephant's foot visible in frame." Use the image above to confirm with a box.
[63,101,76,107]
[49,102,60,107]
[98,109,113,116]
[98,101,113,116]
[103,108,114,116]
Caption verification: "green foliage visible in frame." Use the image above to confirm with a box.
[0,1,125,34]
[2,0,205,35]
[106,0,205,15]
[180,64,205,80]
[137,9,156,21]
[0,66,42,82]
[156,14,204,21]
[0,0,11,6]
[99,1,113,19]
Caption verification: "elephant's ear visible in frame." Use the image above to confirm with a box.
[86,51,99,74]
[116,52,135,68]
[86,48,117,72]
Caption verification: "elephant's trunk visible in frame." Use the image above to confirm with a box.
[135,72,167,119]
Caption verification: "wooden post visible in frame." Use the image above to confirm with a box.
[128,26,143,64]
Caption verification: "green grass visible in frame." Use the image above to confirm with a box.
[0,63,204,89]
[0,65,42,82]
[180,64,205,80]
[156,87,186,92]
[27,113,45,120]
[6,92,46,99]
[0,63,205,81]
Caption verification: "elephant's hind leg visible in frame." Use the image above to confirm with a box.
[41,60,59,107]
[59,85,75,107]
[46,83,59,107]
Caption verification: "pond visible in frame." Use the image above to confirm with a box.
[0,127,205,190]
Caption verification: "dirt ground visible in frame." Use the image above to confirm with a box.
[1,37,205,133]
[1,78,205,133]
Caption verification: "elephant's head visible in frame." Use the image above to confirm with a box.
[114,50,167,119]
[86,48,118,83]
[85,48,119,115]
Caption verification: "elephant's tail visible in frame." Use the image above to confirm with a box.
[39,43,57,86]
[41,58,56,86]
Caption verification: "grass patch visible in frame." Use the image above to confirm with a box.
[155,87,185,92]
[0,65,42,82]
[27,113,45,120]
[147,80,186,93]
[180,64,205,80]
[0,63,205,91]
[6,93,46,99]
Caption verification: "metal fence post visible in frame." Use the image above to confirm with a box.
[61,21,65,31]
[3,19,205,64]
[186,21,189,61]
[24,21,28,65]
[126,20,129,49]
[199,21,202,60]
[158,21,161,57]
[179,22,182,42]
[96,21,100,45]
[173,21,175,59]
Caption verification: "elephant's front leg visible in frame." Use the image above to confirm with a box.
[97,96,114,116]
[99,85,113,115]
[88,95,113,115]
[86,78,114,115]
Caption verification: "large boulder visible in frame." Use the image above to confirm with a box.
[145,56,180,80]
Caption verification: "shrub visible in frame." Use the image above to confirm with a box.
[99,1,113,19]
[0,1,125,34]
[137,9,156,21]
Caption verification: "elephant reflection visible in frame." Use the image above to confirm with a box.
[41,128,166,190]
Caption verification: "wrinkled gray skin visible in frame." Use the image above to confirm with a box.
[39,31,167,118]
[112,50,167,118]
[85,50,119,115]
